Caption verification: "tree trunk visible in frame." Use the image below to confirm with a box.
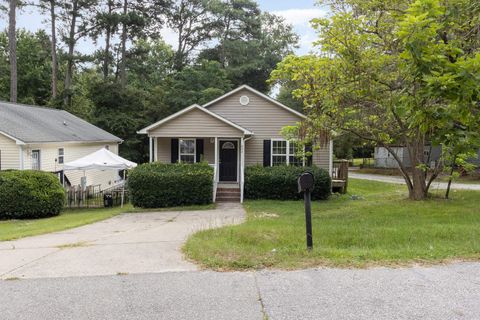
[103,0,113,80]
[49,0,58,99]
[173,0,185,71]
[8,0,17,103]
[445,155,457,199]
[64,0,78,106]
[408,140,428,200]
[120,0,128,87]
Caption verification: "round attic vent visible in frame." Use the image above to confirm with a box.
[239,95,250,106]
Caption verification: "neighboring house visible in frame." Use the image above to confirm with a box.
[374,145,442,169]
[0,101,123,190]
[374,145,480,169]
[469,149,480,168]
[139,85,333,203]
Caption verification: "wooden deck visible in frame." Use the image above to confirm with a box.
[332,160,348,194]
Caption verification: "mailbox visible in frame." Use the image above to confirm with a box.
[298,172,315,193]
[298,172,315,250]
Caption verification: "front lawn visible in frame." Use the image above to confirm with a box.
[0,203,215,242]
[184,179,480,269]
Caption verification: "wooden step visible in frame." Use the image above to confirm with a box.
[216,196,241,202]
[216,186,241,202]
[216,188,240,193]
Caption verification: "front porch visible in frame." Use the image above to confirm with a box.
[149,136,247,203]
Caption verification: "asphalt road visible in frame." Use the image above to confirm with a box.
[2,262,480,320]
[349,172,480,190]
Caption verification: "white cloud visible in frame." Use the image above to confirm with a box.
[272,8,326,27]
[272,8,326,55]
[161,28,178,49]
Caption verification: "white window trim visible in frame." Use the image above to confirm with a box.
[58,148,65,164]
[179,138,196,163]
[271,139,305,167]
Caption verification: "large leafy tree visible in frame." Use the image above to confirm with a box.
[126,38,173,89]
[89,80,151,162]
[0,30,53,105]
[39,0,60,98]
[58,0,98,106]
[161,59,232,112]
[201,10,299,92]
[272,0,480,200]
[165,0,219,71]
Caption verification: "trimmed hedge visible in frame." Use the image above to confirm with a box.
[128,162,214,208]
[245,165,331,200]
[0,170,65,219]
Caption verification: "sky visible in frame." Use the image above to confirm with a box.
[0,0,327,55]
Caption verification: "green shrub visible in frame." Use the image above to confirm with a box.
[0,170,65,219]
[128,162,214,208]
[245,165,331,200]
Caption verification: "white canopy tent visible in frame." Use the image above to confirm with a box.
[63,148,137,207]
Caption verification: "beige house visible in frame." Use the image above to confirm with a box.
[139,85,333,203]
[0,101,122,190]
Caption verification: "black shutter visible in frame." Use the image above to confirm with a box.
[171,138,179,163]
[196,139,204,162]
[305,143,313,167]
[263,140,271,167]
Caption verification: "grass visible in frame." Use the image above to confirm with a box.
[351,158,373,167]
[0,203,215,242]
[184,179,480,270]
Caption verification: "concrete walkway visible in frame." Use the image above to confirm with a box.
[0,203,245,279]
[1,262,480,319]
[350,172,480,190]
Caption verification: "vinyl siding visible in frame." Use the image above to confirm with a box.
[149,108,243,137]
[207,89,331,169]
[0,133,20,170]
[156,137,171,163]
[156,137,216,164]
[21,142,120,190]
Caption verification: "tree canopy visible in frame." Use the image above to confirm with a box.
[1,0,299,163]
[271,0,480,200]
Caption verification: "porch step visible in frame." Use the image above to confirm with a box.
[216,188,241,202]
[217,188,240,194]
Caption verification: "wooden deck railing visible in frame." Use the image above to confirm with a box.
[332,160,349,194]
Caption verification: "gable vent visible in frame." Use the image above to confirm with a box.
[239,95,250,106]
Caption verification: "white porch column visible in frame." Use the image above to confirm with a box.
[240,137,245,203]
[213,137,219,202]
[153,137,158,162]
[149,137,153,163]
[18,145,24,170]
[329,139,334,177]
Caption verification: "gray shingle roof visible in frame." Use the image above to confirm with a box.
[0,101,122,144]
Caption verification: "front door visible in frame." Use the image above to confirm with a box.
[219,140,238,182]
[31,150,41,170]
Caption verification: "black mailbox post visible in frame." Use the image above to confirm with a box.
[298,172,314,250]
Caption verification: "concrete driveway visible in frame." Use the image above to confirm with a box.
[0,204,245,279]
